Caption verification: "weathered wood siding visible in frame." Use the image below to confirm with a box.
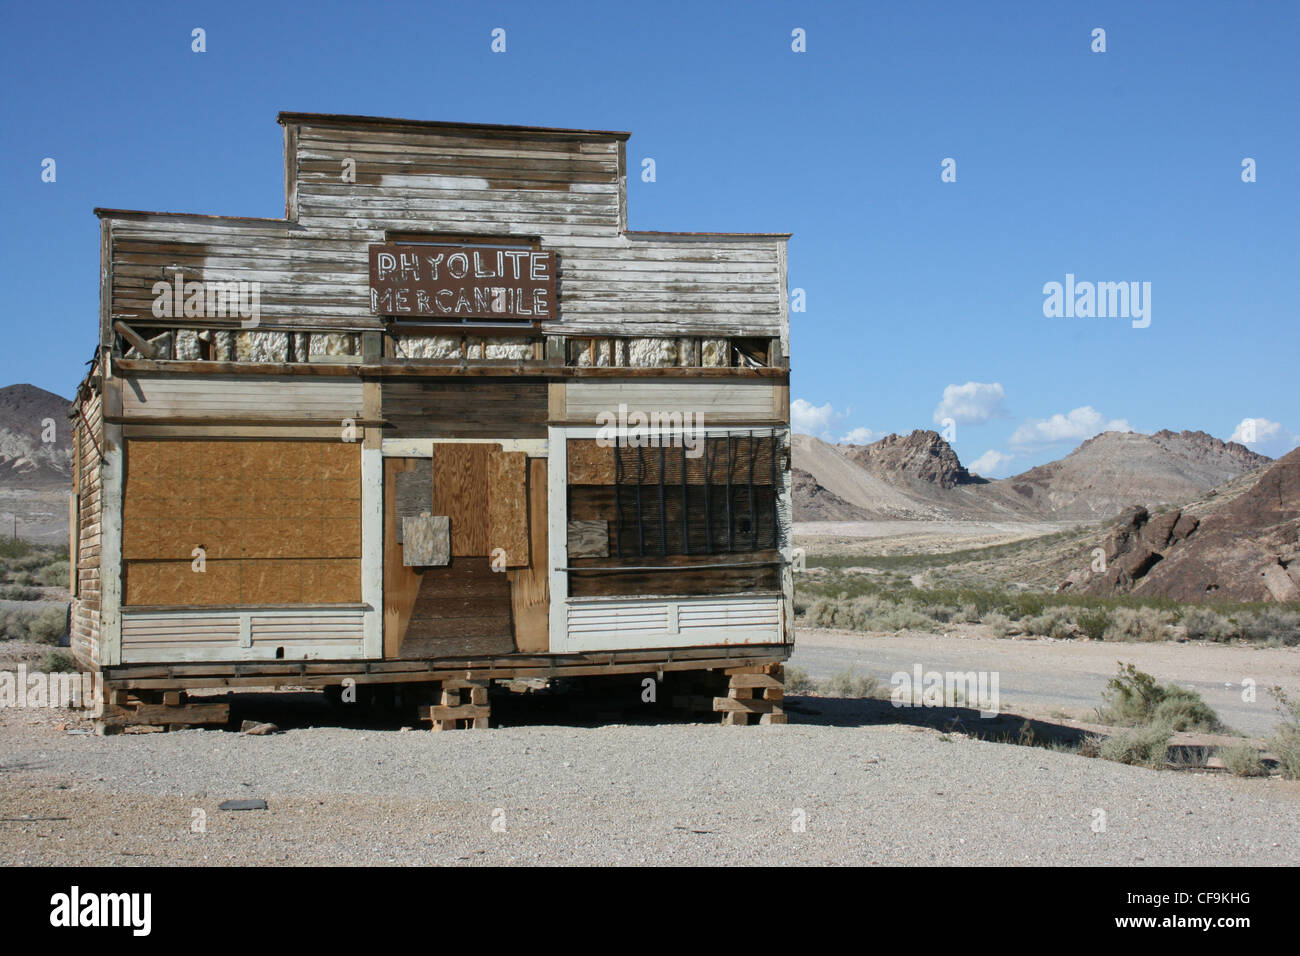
[382,380,547,439]
[561,380,784,424]
[70,383,104,669]
[122,376,364,421]
[100,115,787,341]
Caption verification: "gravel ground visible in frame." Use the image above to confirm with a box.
[2,699,1298,866]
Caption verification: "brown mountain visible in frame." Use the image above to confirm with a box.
[793,429,1272,523]
[0,384,74,488]
[984,430,1270,520]
[839,429,985,491]
[1065,447,1300,603]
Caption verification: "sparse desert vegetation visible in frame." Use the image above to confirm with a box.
[0,540,71,646]
[795,526,1300,646]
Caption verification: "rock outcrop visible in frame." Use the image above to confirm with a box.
[1063,448,1300,603]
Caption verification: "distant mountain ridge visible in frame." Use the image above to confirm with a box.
[793,428,1271,523]
[0,384,73,488]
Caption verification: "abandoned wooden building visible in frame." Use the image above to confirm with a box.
[69,112,793,731]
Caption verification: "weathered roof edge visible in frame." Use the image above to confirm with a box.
[277,111,632,141]
[93,208,289,222]
[627,230,792,240]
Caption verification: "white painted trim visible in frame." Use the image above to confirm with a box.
[361,443,383,658]
[381,437,548,457]
[101,434,124,667]
[547,426,568,654]
[563,595,782,652]
[120,607,367,664]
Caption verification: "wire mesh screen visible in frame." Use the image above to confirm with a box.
[611,430,781,557]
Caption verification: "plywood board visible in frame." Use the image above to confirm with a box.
[383,458,425,658]
[393,459,432,543]
[566,438,615,484]
[402,515,449,566]
[432,443,490,556]
[567,520,609,558]
[487,450,529,568]
[122,438,362,606]
[507,457,550,652]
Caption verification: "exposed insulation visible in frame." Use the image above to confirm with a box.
[235,330,291,363]
[627,337,677,367]
[308,331,357,356]
[484,337,535,360]
[393,334,460,359]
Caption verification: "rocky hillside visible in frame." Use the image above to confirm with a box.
[1062,447,1300,603]
[984,430,1269,520]
[793,428,1271,524]
[839,429,985,491]
[0,384,73,488]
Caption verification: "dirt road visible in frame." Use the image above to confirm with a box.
[790,627,1300,736]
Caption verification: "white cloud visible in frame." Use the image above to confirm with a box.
[791,399,846,440]
[933,382,1007,425]
[1230,417,1283,445]
[1009,406,1132,447]
[1229,417,1297,459]
[969,449,1015,477]
[839,427,877,445]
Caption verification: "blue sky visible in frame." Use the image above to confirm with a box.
[3,0,1296,474]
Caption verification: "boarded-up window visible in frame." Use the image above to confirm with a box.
[122,439,361,606]
[567,431,781,559]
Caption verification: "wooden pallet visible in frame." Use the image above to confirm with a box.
[418,679,490,731]
[94,689,230,735]
[714,664,786,726]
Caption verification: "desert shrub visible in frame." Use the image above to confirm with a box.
[1267,688,1300,780]
[1103,607,1175,641]
[0,605,67,643]
[982,611,1013,637]
[1218,744,1266,777]
[805,595,938,634]
[1021,607,1079,639]
[784,666,817,695]
[1099,724,1172,769]
[1240,608,1300,647]
[821,669,882,699]
[1098,662,1221,732]
[9,550,53,570]
[1077,608,1111,640]
[36,560,69,588]
[0,585,42,601]
[39,650,76,673]
[1181,607,1238,642]
[1151,686,1222,732]
[0,539,33,559]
